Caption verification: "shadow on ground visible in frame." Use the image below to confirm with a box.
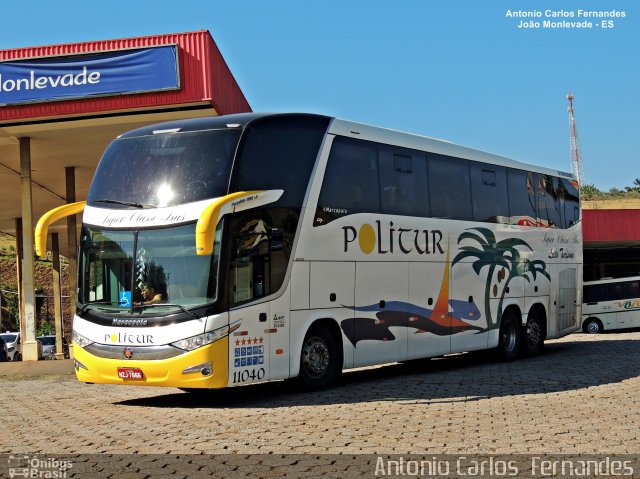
[115,334,640,409]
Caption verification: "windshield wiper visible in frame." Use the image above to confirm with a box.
[77,301,118,317]
[92,199,156,209]
[133,303,200,319]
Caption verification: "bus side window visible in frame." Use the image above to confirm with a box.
[628,281,640,299]
[470,163,508,223]
[315,136,380,224]
[537,174,562,228]
[378,146,428,217]
[507,169,538,226]
[584,284,606,303]
[428,154,472,220]
[560,178,580,228]
[228,215,272,305]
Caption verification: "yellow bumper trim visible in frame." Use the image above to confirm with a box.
[73,338,229,389]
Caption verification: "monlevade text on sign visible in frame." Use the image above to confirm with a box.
[0,67,101,93]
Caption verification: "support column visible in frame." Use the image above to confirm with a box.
[52,233,64,360]
[65,167,78,328]
[20,137,39,361]
[14,218,24,336]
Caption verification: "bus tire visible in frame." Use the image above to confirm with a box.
[295,326,339,391]
[582,317,603,334]
[496,309,520,361]
[521,310,545,357]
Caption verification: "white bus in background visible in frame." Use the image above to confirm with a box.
[35,113,582,391]
[582,276,640,333]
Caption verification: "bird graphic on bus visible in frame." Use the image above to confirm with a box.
[340,228,551,346]
[341,244,484,346]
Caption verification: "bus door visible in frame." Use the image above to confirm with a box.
[353,262,409,366]
[450,261,488,353]
[407,263,451,359]
[558,267,578,334]
[267,290,290,380]
[227,220,272,386]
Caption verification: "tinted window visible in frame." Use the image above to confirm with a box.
[315,136,380,225]
[428,154,472,220]
[226,208,297,306]
[559,178,580,228]
[628,281,640,299]
[609,282,628,301]
[470,163,508,223]
[584,284,607,303]
[231,115,330,208]
[507,169,537,226]
[88,130,241,208]
[537,175,562,228]
[378,145,429,217]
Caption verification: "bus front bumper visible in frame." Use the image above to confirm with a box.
[72,338,229,389]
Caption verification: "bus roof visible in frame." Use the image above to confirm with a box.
[116,113,575,181]
[329,118,575,180]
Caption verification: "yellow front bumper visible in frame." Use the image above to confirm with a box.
[73,337,229,389]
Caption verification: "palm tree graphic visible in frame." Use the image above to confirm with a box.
[452,227,550,330]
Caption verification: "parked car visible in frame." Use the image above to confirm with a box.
[0,335,7,362]
[36,335,69,359]
[0,332,20,361]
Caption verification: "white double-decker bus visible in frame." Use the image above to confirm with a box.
[36,113,582,390]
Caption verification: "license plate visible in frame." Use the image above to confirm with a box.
[117,367,144,380]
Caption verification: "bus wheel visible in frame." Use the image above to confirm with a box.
[521,310,545,357]
[296,326,339,391]
[582,317,603,334]
[496,310,520,361]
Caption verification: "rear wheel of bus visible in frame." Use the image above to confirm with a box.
[521,309,545,357]
[496,309,520,361]
[296,325,340,391]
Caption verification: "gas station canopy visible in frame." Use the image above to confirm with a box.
[0,30,251,255]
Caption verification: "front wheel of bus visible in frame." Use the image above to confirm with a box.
[496,310,520,361]
[582,317,603,334]
[296,326,339,391]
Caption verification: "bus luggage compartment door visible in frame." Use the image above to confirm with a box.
[558,267,578,333]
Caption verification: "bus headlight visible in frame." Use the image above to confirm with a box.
[170,326,229,351]
[73,330,94,348]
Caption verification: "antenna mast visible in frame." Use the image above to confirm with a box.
[567,94,584,186]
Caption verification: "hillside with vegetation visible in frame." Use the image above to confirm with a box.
[0,231,71,335]
[581,178,640,201]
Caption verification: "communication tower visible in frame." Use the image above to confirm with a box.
[567,94,584,185]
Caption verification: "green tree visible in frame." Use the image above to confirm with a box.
[580,183,601,200]
[0,284,20,331]
[624,178,640,193]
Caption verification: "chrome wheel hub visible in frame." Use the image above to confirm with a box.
[301,336,330,379]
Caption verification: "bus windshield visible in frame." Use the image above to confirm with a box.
[78,223,221,315]
[87,129,241,208]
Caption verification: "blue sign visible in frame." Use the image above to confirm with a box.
[119,291,132,308]
[0,45,180,106]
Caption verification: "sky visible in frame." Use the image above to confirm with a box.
[0,0,637,190]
